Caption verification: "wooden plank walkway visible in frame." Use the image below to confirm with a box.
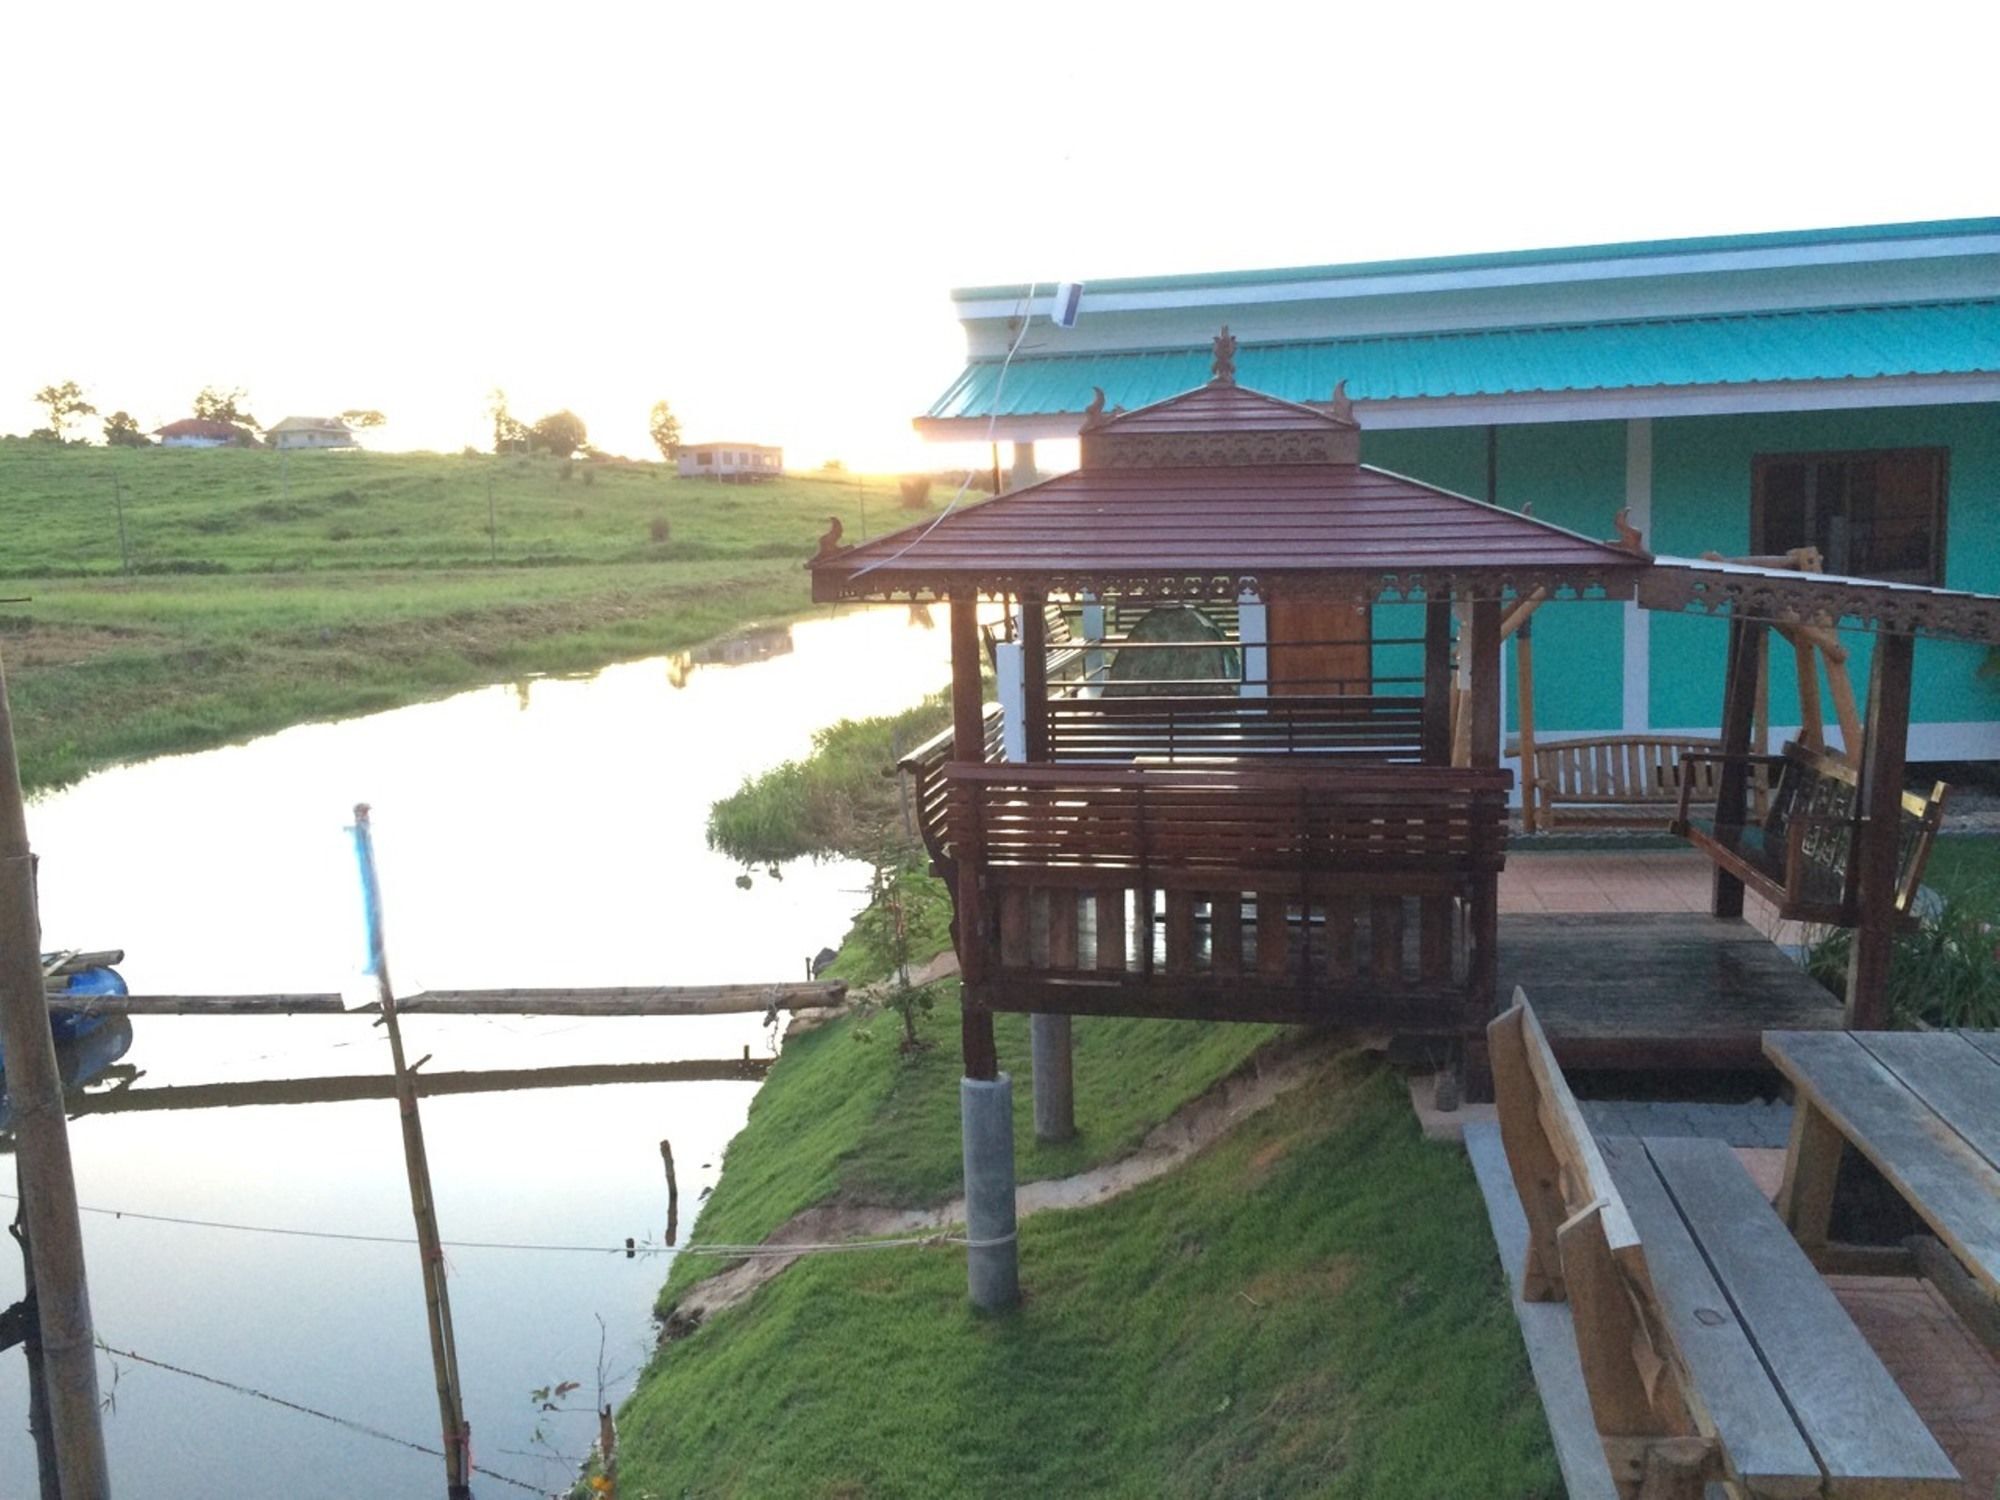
[1501,913,1841,1073]
[44,981,847,1018]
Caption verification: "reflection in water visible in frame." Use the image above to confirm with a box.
[667,621,796,688]
[0,605,952,1499]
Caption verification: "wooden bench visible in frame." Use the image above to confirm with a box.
[1513,735,1725,832]
[983,601,1093,688]
[1673,740,1948,925]
[1489,993,1959,1498]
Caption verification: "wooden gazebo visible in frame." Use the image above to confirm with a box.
[812,339,1647,1302]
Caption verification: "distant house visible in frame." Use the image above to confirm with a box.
[268,416,357,451]
[677,442,783,482]
[154,418,256,449]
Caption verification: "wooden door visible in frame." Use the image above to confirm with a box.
[1265,595,1371,695]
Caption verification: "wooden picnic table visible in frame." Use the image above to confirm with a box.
[1765,1028,2000,1299]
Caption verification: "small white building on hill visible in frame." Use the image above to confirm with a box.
[269,416,357,451]
[677,442,783,482]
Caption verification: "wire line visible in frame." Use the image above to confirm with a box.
[94,1340,552,1496]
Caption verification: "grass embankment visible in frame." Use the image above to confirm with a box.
[0,441,933,790]
[658,984,1278,1305]
[629,1049,1556,1498]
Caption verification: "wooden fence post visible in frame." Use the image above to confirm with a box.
[0,650,110,1499]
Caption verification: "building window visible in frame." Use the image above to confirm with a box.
[698,451,713,465]
[1751,448,1946,585]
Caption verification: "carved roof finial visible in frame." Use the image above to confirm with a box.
[1329,378,1353,424]
[1080,386,1108,429]
[815,514,845,560]
[1210,326,1237,386]
[1611,507,1649,557]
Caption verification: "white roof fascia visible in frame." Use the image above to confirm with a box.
[954,232,2000,323]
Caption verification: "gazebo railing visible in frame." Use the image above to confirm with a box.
[937,760,1509,1032]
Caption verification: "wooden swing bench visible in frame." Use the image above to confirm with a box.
[1489,994,1961,1498]
[1671,740,1948,925]
[1514,734,1725,832]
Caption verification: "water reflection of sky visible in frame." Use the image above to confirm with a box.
[3,604,950,1498]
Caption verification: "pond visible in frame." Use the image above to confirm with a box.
[1,604,952,1498]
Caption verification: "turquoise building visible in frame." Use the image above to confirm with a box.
[917,219,2000,761]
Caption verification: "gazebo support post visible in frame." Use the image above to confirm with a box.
[1019,595,1075,1143]
[1710,618,1767,920]
[950,592,1017,1310]
[1460,596,1503,1103]
[1422,599,1452,766]
[1845,632,1914,1030]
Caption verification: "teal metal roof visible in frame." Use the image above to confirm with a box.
[954,217,2000,301]
[923,300,2000,420]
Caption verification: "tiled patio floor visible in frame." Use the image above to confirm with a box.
[1502,847,1804,944]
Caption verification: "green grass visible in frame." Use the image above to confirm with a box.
[707,692,952,866]
[1919,833,2000,900]
[625,1052,1557,1499]
[660,984,1277,1306]
[0,442,934,789]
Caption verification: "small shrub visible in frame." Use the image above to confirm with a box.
[557,459,574,482]
[649,517,671,543]
[1805,883,2000,1027]
[898,476,932,509]
[326,524,355,542]
[581,467,595,487]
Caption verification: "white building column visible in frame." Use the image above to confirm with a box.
[1010,441,1038,490]
[1079,592,1107,697]
[1622,418,1653,733]
[1238,588,1268,697]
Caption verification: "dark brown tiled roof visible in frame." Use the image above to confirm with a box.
[811,460,1644,603]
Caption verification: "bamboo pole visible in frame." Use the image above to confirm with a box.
[0,651,110,1499]
[352,804,471,1500]
[10,1172,60,1500]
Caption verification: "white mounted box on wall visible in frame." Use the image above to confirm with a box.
[1049,282,1083,329]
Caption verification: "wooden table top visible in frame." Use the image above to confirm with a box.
[1764,1029,2000,1298]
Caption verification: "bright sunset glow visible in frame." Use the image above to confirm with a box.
[3,1,1994,472]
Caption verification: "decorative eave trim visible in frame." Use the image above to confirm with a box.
[1638,560,2000,645]
[810,565,1645,607]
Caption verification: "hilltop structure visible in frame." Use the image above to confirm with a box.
[268,416,357,451]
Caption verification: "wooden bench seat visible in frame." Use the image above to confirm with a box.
[1490,994,1959,1497]
[1512,734,1725,833]
[1673,741,1947,925]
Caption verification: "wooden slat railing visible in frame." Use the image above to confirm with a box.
[1048,693,1423,764]
[941,761,1509,1033]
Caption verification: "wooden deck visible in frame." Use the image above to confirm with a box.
[1502,911,1844,1072]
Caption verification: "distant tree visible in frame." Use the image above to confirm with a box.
[32,380,96,443]
[193,385,259,430]
[647,400,682,461]
[486,388,530,454]
[103,410,150,447]
[340,408,387,429]
[530,410,588,459]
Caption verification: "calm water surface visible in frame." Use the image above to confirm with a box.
[1,605,951,1497]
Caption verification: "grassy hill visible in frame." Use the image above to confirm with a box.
[0,441,937,790]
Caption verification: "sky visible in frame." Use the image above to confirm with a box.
[2,0,1995,472]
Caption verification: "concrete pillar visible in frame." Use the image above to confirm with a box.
[1030,1014,1075,1141]
[1080,592,1106,696]
[1238,588,1268,697]
[995,640,1028,761]
[1009,440,1038,490]
[961,1073,1020,1310]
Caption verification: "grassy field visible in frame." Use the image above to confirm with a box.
[0,440,937,790]
[628,1046,1556,1499]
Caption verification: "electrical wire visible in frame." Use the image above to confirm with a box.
[93,1340,553,1496]
[2,1190,985,1257]
[849,280,1043,581]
